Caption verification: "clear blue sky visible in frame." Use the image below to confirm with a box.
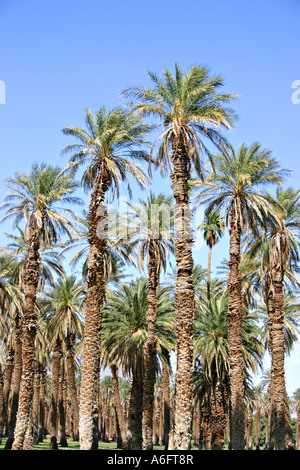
[0,0,300,392]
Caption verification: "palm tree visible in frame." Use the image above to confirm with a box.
[122,62,237,450]
[194,143,286,449]
[264,188,300,449]
[44,275,85,442]
[101,277,175,449]
[0,162,80,450]
[199,210,224,300]
[121,192,174,450]
[61,107,150,449]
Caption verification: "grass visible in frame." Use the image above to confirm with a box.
[0,436,198,451]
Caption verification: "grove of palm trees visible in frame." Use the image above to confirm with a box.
[1,0,299,455]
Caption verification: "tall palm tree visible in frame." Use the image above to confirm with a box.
[122,192,174,449]
[194,143,286,449]
[0,163,80,450]
[101,277,175,449]
[199,210,224,300]
[61,107,150,449]
[122,62,237,450]
[264,188,300,449]
[1,228,66,448]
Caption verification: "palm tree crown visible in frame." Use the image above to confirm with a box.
[1,162,81,244]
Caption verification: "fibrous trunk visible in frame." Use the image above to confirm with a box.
[171,134,194,450]
[270,266,294,449]
[5,310,23,449]
[65,332,79,441]
[142,243,158,450]
[111,363,127,450]
[128,360,144,450]
[227,208,245,450]
[79,176,108,450]
[50,337,62,449]
[12,218,40,450]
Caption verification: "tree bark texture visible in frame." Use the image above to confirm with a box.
[79,178,107,450]
[142,243,159,450]
[12,218,40,450]
[5,311,23,449]
[171,135,195,450]
[227,208,245,450]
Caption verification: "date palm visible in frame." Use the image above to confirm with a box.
[1,229,65,449]
[264,188,300,449]
[121,192,173,449]
[0,162,80,450]
[194,143,286,449]
[61,106,150,449]
[122,62,237,449]
[199,210,224,300]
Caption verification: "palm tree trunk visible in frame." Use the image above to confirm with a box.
[162,351,171,450]
[171,135,195,450]
[79,179,108,450]
[246,406,254,450]
[50,337,62,449]
[265,273,277,450]
[142,243,158,450]
[5,310,23,449]
[128,361,144,450]
[210,377,226,450]
[38,365,46,443]
[296,407,300,450]
[207,245,212,301]
[65,332,79,440]
[264,411,269,449]
[12,218,40,450]
[227,208,245,450]
[58,364,68,447]
[199,397,211,450]
[255,408,261,449]
[32,362,41,444]
[0,345,14,440]
[23,409,33,450]
[111,363,127,450]
[271,267,294,449]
